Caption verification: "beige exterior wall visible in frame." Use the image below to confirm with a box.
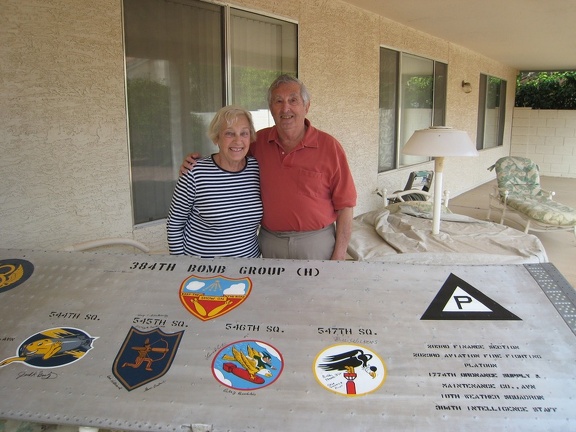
[0,0,517,252]
[511,108,576,177]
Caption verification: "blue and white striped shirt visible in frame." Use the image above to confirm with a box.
[167,155,263,258]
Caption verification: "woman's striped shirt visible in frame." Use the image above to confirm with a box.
[167,155,263,258]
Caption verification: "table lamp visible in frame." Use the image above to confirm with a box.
[402,126,478,235]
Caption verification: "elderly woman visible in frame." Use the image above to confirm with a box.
[167,106,263,258]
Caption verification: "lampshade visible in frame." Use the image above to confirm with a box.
[403,126,478,157]
[402,126,478,235]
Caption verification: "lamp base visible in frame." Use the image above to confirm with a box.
[432,157,445,235]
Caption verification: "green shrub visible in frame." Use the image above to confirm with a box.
[515,71,576,109]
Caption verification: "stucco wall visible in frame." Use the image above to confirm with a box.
[511,108,576,177]
[1,0,135,250]
[0,0,517,252]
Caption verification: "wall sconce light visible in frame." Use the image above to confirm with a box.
[461,80,472,93]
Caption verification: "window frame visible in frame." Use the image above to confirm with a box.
[122,0,298,225]
[378,47,447,173]
[476,73,507,150]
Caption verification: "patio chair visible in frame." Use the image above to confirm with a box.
[378,170,449,206]
[487,156,576,238]
[63,238,151,253]
[388,170,434,203]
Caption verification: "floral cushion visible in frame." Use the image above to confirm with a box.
[493,156,576,227]
[506,194,576,226]
[494,156,542,196]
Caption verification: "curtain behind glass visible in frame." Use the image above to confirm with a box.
[484,77,505,148]
[124,0,223,224]
[399,54,433,167]
[378,48,399,172]
[230,9,297,131]
[477,75,506,149]
[433,62,447,126]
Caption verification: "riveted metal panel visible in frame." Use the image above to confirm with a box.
[0,249,575,431]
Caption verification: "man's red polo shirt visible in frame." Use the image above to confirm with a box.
[251,119,357,232]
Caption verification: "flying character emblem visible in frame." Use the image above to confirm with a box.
[0,259,34,294]
[0,327,96,368]
[314,344,387,396]
[212,340,283,391]
[319,348,378,378]
[221,345,276,383]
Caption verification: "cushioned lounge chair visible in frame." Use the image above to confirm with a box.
[487,156,576,239]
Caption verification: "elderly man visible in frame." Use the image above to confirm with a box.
[181,75,356,260]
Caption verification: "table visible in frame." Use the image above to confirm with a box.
[1,249,575,431]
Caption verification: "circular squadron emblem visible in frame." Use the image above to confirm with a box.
[313,344,387,397]
[0,259,34,293]
[212,340,283,391]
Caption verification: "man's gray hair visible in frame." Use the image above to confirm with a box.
[267,74,311,106]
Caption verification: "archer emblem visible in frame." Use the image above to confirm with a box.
[179,275,252,321]
[0,259,34,294]
[121,337,170,371]
[112,327,183,391]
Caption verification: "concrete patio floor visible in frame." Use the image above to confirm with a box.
[450,176,576,290]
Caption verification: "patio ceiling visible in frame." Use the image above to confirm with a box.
[342,0,576,72]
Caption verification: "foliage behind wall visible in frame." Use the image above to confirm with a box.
[515,71,576,109]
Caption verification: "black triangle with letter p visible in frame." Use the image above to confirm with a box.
[421,273,521,321]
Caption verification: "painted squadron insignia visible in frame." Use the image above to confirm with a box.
[314,344,387,397]
[421,273,522,320]
[0,259,34,294]
[0,327,96,368]
[112,327,183,391]
[212,340,283,391]
[180,275,252,321]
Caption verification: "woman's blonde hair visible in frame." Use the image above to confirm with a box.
[208,106,256,143]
